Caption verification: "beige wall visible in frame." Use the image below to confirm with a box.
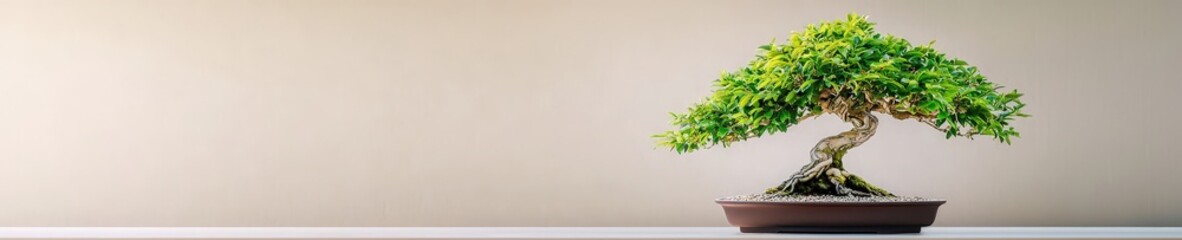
[2,0,1180,227]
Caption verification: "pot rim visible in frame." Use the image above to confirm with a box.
[715,199,947,206]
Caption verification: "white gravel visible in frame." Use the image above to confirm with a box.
[718,194,941,202]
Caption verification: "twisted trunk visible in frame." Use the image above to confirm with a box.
[766,112,893,196]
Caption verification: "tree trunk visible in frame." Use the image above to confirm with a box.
[766,112,894,196]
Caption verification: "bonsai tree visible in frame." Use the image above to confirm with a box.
[654,13,1027,197]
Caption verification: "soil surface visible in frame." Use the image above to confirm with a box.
[717,194,942,202]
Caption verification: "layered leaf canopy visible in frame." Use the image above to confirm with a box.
[656,13,1027,153]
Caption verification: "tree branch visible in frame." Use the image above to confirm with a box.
[919,118,979,138]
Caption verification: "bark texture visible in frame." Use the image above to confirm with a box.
[766,112,893,196]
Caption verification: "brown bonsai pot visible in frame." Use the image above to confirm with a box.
[716,199,946,234]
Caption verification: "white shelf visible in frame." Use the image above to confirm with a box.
[0,227,1179,239]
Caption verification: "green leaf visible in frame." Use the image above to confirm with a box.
[799,79,817,91]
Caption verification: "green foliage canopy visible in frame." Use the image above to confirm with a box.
[655,13,1027,153]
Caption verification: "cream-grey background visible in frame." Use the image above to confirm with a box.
[1,0,1180,226]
